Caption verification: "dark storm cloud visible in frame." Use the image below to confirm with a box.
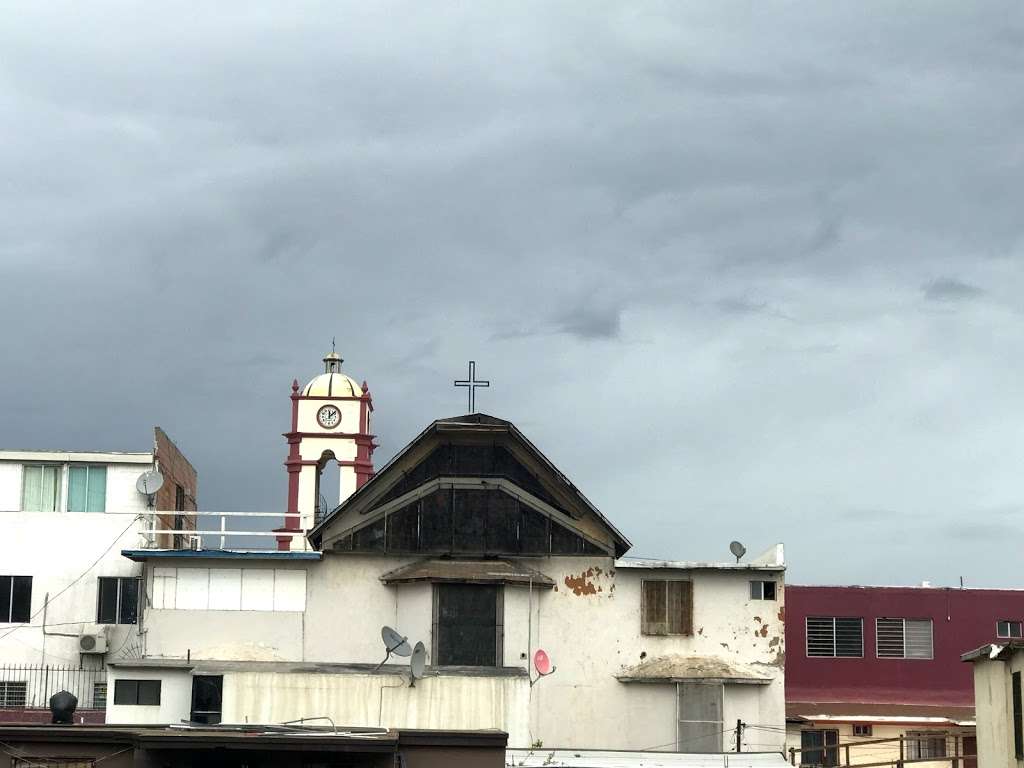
[3,0,1024,587]
[922,277,986,302]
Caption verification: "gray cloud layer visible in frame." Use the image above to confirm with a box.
[2,1,1024,587]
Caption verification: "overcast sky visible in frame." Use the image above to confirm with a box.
[2,2,1023,587]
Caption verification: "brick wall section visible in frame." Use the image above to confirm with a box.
[152,427,198,548]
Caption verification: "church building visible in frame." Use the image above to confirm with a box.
[5,351,788,752]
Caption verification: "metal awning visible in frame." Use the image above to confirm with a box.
[380,558,554,588]
[616,655,774,685]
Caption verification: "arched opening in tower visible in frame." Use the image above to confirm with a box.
[315,450,341,523]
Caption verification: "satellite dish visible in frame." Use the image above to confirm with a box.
[136,471,164,509]
[382,626,412,657]
[409,641,426,687]
[530,649,556,686]
[729,540,747,563]
[375,626,412,670]
[533,649,553,677]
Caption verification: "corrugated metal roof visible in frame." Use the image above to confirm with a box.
[506,749,789,767]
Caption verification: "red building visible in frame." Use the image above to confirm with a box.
[785,584,1024,766]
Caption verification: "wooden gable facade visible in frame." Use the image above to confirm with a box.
[308,414,631,558]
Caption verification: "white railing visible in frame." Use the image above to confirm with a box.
[143,511,303,551]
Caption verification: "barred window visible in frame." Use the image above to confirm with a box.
[906,731,946,759]
[0,681,27,707]
[92,682,107,709]
[876,618,933,659]
[806,617,863,657]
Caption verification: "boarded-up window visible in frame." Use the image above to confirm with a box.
[806,617,863,657]
[677,683,723,752]
[434,584,502,666]
[641,580,692,636]
[876,618,933,659]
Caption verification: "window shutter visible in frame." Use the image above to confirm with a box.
[876,618,905,658]
[904,619,933,659]
[668,581,692,635]
[643,581,667,635]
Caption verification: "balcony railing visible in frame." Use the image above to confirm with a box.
[143,511,303,551]
[0,664,106,711]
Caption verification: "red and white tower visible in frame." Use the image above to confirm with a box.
[278,351,375,549]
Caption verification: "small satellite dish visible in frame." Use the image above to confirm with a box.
[375,626,412,670]
[533,649,553,676]
[409,641,426,687]
[136,470,164,510]
[530,649,556,686]
[729,540,747,563]
[382,626,412,657]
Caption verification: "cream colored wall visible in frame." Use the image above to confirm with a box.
[785,723,973,768]
[142,561,309,662]
[222,670,530,744]
[106,666,192,725]
[972,655,1017,768]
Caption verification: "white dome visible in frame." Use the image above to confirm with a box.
[302,372,362,397]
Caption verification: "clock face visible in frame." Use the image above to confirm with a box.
[317,405,341,429]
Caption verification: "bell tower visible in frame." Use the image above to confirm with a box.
[278,350,375,550]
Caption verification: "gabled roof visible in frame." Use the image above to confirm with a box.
[308,413,631,556]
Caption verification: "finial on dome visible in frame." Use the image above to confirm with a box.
[323,350,343,374]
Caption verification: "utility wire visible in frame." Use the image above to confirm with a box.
[0,514,142,643]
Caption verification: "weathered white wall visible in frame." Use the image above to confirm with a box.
[106,666,192,725]
[0,510,147,664]
[223,670,530,744]
[972,655,1015,768]
[135,552,785,750]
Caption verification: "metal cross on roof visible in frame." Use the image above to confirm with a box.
[454,361,490,413]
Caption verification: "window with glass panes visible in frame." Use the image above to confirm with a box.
[21,465,61,512]
[97,577,140,624]
[998,620,1023,639]
[68,466,106,512]
[0,576,32,623]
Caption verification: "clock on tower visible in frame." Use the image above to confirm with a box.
[278,350,376,549]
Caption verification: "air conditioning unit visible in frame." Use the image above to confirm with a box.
[78,631,108,654]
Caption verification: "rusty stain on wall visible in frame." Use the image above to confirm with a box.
[564,567,599,596]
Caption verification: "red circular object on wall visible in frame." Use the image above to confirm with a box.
[533,649,552,676]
